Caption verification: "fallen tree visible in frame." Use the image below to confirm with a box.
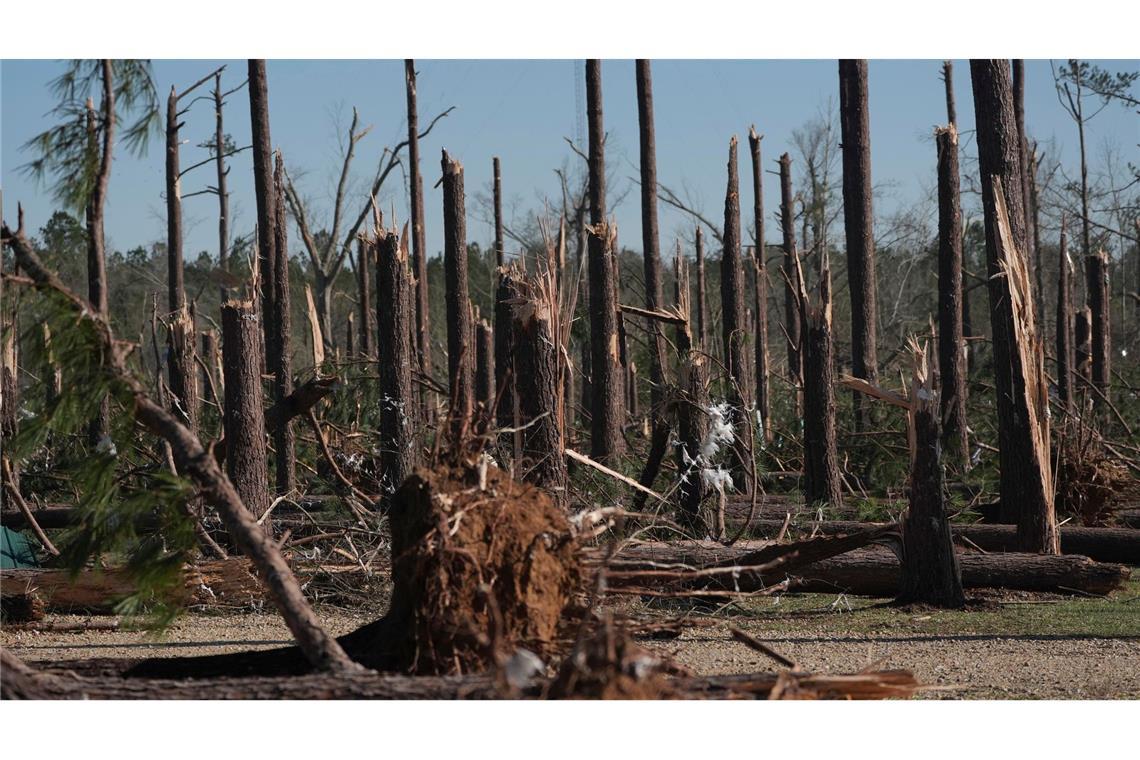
[601,542,1130,597]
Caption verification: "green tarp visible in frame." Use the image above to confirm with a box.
[1,525,40,569]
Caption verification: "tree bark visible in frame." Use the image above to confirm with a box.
[271,153,296,495]
[1088,246,1111,400]
[441,150,474,444]
[797,261,842,509]
[1012,60,1038,310]
[221,300,270,530]
[375,230,418,499]
[695,226,708,350]
[1075,306,1092,382]
[779,153,802,411]
[838,59,879,430]
[493,156,504,267]
[165,86,198,436]
[897,348,965,608]
[942,60,957,126]
[248,60,277,361]
[720,136,753,489]
[405,60,431,405]
[356,239,372,358]
[748,126,771,444]
[495,266,523,458]
[585,59,625,462]
[85,63,114,444]
[1056,217,1075,407]
[474,316,495,432]
[936,125,969,472]
[970,59,1059,554]
[213,72,231,305]
[512,285,567,497]
[673,251,708,532]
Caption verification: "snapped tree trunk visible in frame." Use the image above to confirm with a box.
[720,136,753,490]
[749,126,771,445]
[213,72,231,305]
[935,124,969,472]
[405,60,431,408]
[942,60,957,126]
[838,59,879,430]
[779,153,802,410]
[199,330,218,410]
[493,156,504,267]
[375,229,418,499]
[796,258,842,509]
[271,153,295,494]
[248,60,277,361]
[441,150,474,444]
[969,59,1059,554]
[695,226,708,350]
[1012,60,1038,311]
[674,252,708,532]
[221,300,271,531]
[585,59,625,462]
[165,86,198,436]
[1056,217,1075,408]
[512,281,567,498]
[1088,246,1111,401]
[897,344,966,608]
[356,239,373,358]
[475,316,494,433]
[495,265,523,459]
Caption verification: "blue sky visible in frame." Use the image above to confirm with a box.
[2,59,1136,260]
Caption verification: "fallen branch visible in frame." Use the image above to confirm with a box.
[565,448,666,503]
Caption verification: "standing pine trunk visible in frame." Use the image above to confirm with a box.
[897,343,966,608]
[85,62,114,445]
[749,126,771,444]
[441,151,474,443]
[493,156,505,267]
[695,226,708,350]
[271,153,295,494]
[474,316,495,432]
[495,265,523,458]
[512,282,567,497]
[1088,247,1111,401]
[936,125,969,472]
[635,60,667,424]
[779,153,802,408]
[585,59,625,461]
[721,136,753,489]
[1012,61,1036,298]
[213,72,231,305]
[796,258,843,509]
[838,59,879,430]
[970,59,1059,554]
[942,60,957,126]
[1056,216,1075,408]
[376,229,418,497]
[356,239,373,358]
[405,60,431,406]
[221,300,271,531]
[248,60,277,360]
[165,86,198,435]
[674,251,708,531]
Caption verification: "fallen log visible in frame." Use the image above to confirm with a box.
[734,518,1140,565]
[603,542,1130,597]
[1,650,919,700]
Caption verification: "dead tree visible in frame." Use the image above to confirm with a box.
[1056,216,1075,408]
[1012,60,1038,306]
[406,60,432,401]
[721,136,753,489]
[970,59,1059,554]
[512,279,567,497]
[474,316,495,431]
[1075,306,1092,382]
[695,226,708,349]
[271,153,295,494]
[838,59,879,430]
[748,126,771,444]
[779,153,802,407]
[248,60,277,361]
[586,59,625,462]
[441,150,474,442]
[199,330,218,409]
[493,156,505,266]
[1088,246,1111,400]
[221,300,271,530]
[897,342,966,608]
[355,239,373,358]
[212,72,235,304]
[674,252,708,531]
[495,265,523,457]
[796,256,843,509]
[375,229,417,498]
[936,125,969,472]
[942,60,957,126]
[85,64,114,444]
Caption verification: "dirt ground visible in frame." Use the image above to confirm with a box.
[5,575,1138,699]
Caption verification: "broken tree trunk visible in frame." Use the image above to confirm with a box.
[586,60,625,463]
[674,251,709,532]
[942,60,957,126]
[356,238,373,358]
[441,150,474,444]
[493,156,505,266]
[213,72,232,304]
[749,126,771,444]
[512,279,567,497]
[405,60,431,413]
[375,228,418,499]
[165,86,198,436]
[271,152,295,495]
[936,124,969,472]
[721,136,753,491]
[3,223,356,673]
[474,316,495,432]
[221,300,271,529]
[695,226,708,350]
[897,342,966,608]
[970,59,1059,555]
[1056,216,1075,408]
[1012,60,1038,312]
[796,256,842,509]
[495,265,524,459]
[1087,247,1111,403]
[779,153,802,408]
[838,59,880,432]
[248,59,277,363]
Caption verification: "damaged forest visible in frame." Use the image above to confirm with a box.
[2,53,1140,709]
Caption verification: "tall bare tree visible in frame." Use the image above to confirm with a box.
[248,60,277,361]
[778,153,802,406]
[748,127,771,444]
[272,153,295,494]
[721,136,752,488]
[442,150,474,442]
[936,124,969,472]
[406,60,431,398]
